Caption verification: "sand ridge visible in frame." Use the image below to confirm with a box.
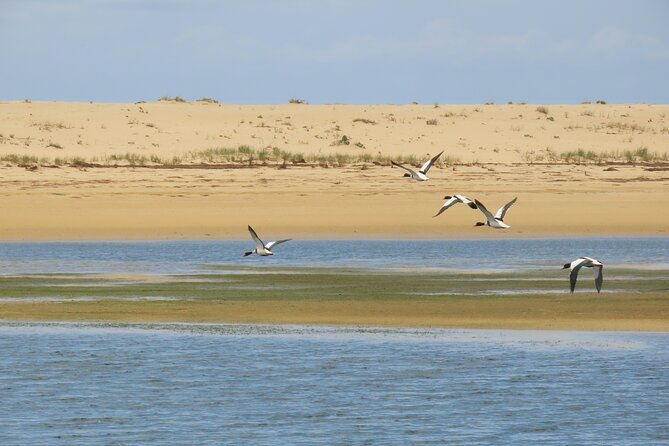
[3,296,668,331]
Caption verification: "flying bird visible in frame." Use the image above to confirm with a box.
[391,150,444,181]
[433,194,477,217]
[562,257,604,293]
[243,225,291,257]
[473,197,518,229]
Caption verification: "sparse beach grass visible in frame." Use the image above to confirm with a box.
[2,145,668,169]
[0,146,463,168]
[1,267,667,330]
[521,147,669,164]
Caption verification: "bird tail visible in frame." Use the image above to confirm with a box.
[242,251,253,257]
[562,263,571,269]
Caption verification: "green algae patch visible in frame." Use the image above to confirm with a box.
[0,267,668,331]
[0,267,667,301]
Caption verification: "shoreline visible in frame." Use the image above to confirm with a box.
[1,299,668,332]
[1,233,668,243]
[2,319,668,335]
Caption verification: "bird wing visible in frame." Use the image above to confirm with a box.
[420,150,444,174]
[455,194,477,209]
[569,268,580,293]
[594,266,604,293]
[474,199,496,224]
[391,161,416,176]
[494,197,518,221]
[433,197,459,217]
[568,258,588,293]
[265,239,292,250]
[247,225,265,251]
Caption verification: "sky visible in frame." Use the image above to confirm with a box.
[1,0,668,104]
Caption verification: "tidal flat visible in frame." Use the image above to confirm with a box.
[0,266,667,331]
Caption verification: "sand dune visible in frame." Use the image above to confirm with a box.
[1,101,668,240]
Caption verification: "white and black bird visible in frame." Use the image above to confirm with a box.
[433,194,477,217]
[562,257,604,293]
[473,197,518,229]
[391,150,443,181]
[243,225,291,257]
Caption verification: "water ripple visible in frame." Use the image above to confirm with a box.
[0,323,667,445]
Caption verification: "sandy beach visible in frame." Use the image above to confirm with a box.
[1,101,668,240]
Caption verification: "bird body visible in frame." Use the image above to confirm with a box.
[391,151,443,181]
[562,256,604,293]
[243,225,291,257]
[473,197,518,229]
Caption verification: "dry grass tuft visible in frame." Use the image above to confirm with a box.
[353,118,376,125]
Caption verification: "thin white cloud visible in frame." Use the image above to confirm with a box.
[589,26,669,61]
[260,20,669,66]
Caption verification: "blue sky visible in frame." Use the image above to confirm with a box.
[1,0,668,103]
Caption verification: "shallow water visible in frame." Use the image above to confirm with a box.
[0,323,667,445]
[0,237,667,275]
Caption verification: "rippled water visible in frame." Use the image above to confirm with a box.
[0,237,667,275]
[1,323,668,445]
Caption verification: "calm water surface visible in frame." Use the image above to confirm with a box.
[0,323,668,445]
[0,237,667,275]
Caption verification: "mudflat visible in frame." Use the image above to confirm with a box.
[0,268,667,331]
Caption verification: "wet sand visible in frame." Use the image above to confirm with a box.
[0,163,668,240]
[2,294,668,331]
